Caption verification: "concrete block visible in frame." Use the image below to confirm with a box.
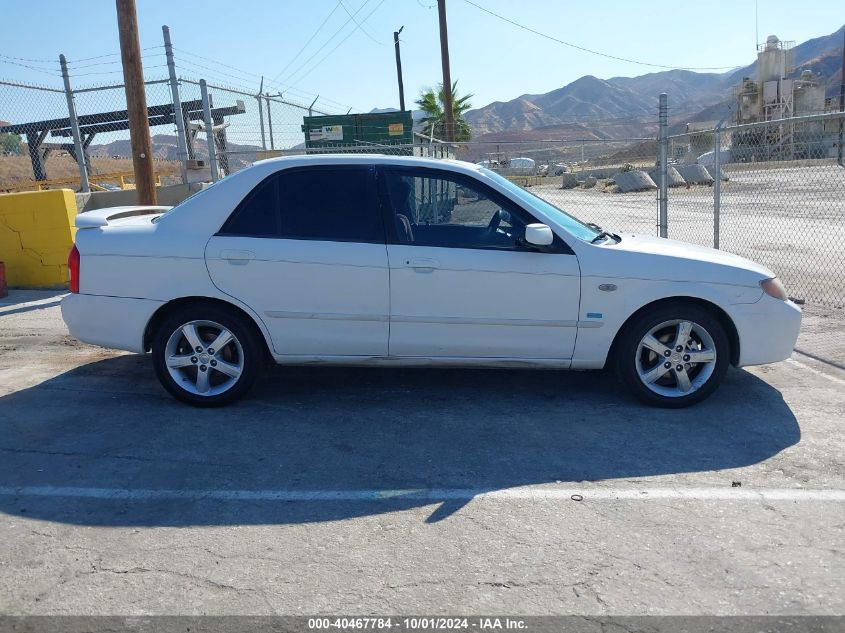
[677,165,714,185]
[1,210,36,232]
[0,189,77,287]
[614,170,658,193]
[705,166,729,182]
[40,250,73,266]
[19,228,74,251]
[648,166,686,187]
[561,173,579,189]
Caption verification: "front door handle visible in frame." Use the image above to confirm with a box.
[406,258,440,271]
[220,249,254,265]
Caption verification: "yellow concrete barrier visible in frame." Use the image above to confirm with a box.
[0,189,77,287]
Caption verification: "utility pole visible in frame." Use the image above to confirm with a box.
[394,26,406,111]
[437,0,455,142]
[116,0,156,204]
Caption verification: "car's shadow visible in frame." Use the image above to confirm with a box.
[0,355,799,526]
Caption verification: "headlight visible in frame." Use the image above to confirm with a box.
[760,277,788,301]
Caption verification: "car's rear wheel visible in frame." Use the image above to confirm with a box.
[614,304,730,408]
[152,305,261,407]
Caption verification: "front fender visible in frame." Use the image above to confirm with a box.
[571,276,763,369]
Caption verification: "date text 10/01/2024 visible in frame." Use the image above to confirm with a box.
[307,617,528,630]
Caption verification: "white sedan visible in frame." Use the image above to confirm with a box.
[62,155,801,408]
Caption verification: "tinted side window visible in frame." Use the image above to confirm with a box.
[384,169,534,251]
[278,168,383,243]
[220,176,280,236]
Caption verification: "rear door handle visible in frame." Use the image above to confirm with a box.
[220,249,254,265]
[406,258,440,271]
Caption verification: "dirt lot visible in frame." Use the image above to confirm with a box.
[0,289,843,616]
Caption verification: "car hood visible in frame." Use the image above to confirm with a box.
[588,233,776,286]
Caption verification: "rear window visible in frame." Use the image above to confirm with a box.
[220,176,279,236]
[220,166,383,242]
[279,168,382,242]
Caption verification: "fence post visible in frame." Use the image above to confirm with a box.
[162,25,189,185]
[266,94,275,150]
[199,80,219,182]
[257,77,266,151]
[657,92,668,238]
[59,55,90,193]
[713,125,722,249]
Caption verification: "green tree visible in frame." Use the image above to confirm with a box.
[416,81,473,142]
[0,132,22,155]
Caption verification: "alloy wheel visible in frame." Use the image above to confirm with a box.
[635,319,717,398]
[164,320,244,396]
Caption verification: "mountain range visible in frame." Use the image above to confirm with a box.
[464,25,844,140]
[89,26,844,163]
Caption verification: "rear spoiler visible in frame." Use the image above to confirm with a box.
[75,205,172,229]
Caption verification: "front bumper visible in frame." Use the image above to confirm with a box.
[61,293,163,353]
[731,295,802,367]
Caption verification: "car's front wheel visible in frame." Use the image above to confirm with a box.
[614,303,730,408]
[152,305,261,407]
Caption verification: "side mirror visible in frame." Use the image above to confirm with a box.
[524,223,554,247]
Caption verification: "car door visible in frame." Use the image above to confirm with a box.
[206,165,389,357]
[381,167,581,360]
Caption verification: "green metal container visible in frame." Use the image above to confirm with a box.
[302,111,413,152]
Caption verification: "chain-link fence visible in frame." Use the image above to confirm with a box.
[0,72,344,192]
[666,112,845,306]
[0,76,184,192]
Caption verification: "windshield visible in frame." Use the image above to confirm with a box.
[478,167,600,242]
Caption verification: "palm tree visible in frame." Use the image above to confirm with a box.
[416,81,473,142]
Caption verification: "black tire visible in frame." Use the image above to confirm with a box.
[152,303,262,407]
[613,303,731,408]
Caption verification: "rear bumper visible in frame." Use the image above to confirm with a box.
[731,296,802,367]
[61,293,163,353]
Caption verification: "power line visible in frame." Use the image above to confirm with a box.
[462,0,738,72]
[173,47,356,111]
[68,54,165,70]
[174,59,354,111]
[339,0,383,45]
[70,64,168,78]
[276,0,375,87]
[0,58,60,76]
[175,47,263,81]
[0,52,55,64]
[270,0,343,84]
[285,0,386,88]
[176,59,265,92]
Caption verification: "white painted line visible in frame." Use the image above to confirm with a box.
[0,485,843,502]
[786,358,845,386]
[0,293,67,313]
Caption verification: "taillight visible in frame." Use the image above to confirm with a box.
[68,245,80,293]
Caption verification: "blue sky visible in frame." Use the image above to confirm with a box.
[1,0,841,114]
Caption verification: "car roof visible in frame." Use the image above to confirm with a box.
[252,153,484,175]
